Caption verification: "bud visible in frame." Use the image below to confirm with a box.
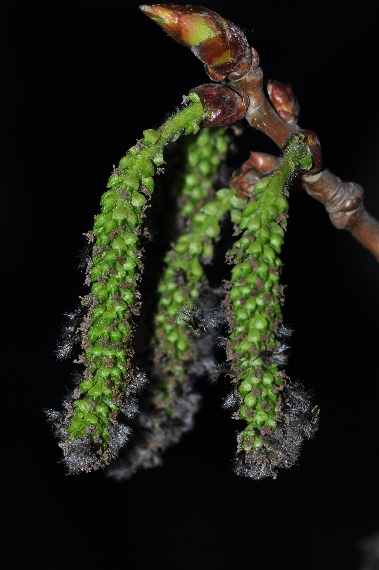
[230,168,261,199]
[190,84,249,127]
[299,129,323,174]
[140,4,252,80]
[241,151,280,175]
[266,79,300,124]
[230,152,279,198]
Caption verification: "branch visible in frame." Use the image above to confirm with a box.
[302,169,379,261]
[234,54,301,149]
[234,55,379,260]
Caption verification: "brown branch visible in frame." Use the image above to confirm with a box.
[232,52,379,261]
[302,169,379,261]
[234,54,300,148]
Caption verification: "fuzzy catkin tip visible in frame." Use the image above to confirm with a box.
[45,406,132,474]
[105,389,201,481]
[234,381,319,480]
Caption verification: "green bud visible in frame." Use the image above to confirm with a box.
[276,195,289,213]
[239,378,253,394]
[257,224,271,245]
[106,277,119,296]
[85,343,104,361]
[202,242,213,259]
[100,191,118,213]
[94,403,110,422]
[270,233,284,253]
[111,236,128,255]
[80,379,92,393]
[103,249,118,267]
[111,204,130,223]
[230,209,242,224]
[68,417,85,434]
[262,371,275,387]
[241,200,259,218]
[263,244,276,266]
[254,409,268,427]
[245,216,261,232]
[247,241,263,257]
[109,367,123,382]
[203,201,219,216]
[131,190,147,209]
[229,285,242,301]
[184,122,201,135]
[74,399,91,415]
[93,213,107,230]
[142,128,161,146]
[107,173,122,189]
[122,172,140,191]
[118,155,134,169]
[123,231,139,246]
[110,329,123,343]
[87,383,103,399]
[101,309,117,326]
[150,148,163,167]
[188,240,203,255]
[198,159,211,176]
[253,313,268,331]
[96,235,111,247]
[230,195,246,209]
[191,258,203,279]
[244,393,258,408]
[120,288,134,305]
[205,221,220,238]
[216,136,228,153]
[141,176,154,192]
[91,306,105,322]
[257,261,269,280]
[244,298,257,316]
[175,337,188,353]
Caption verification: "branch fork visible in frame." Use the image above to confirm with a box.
[142,4,379,260]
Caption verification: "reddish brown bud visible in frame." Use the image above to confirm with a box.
[300,129,323,174]
[266,79,300,124]
[190,84,249,127]
[230,168,262,199]
[230,152,280,198]
[140,4,252,80]
[240,151,280,175]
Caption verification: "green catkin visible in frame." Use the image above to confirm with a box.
[175,126,229,217]
[153,186,243,400]
[49,94,207,474]
[224,134,316,479]
[153,127,230,388]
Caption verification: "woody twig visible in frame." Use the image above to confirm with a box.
[233,54,379,260]
[302,170,379,260]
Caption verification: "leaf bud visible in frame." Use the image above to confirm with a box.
[140,4,252,79]
[266,79,300,124]
[190,84,249,126]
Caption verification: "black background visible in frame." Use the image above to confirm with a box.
[2,0,379,568]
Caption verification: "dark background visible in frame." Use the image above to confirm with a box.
[2,0,379,568]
